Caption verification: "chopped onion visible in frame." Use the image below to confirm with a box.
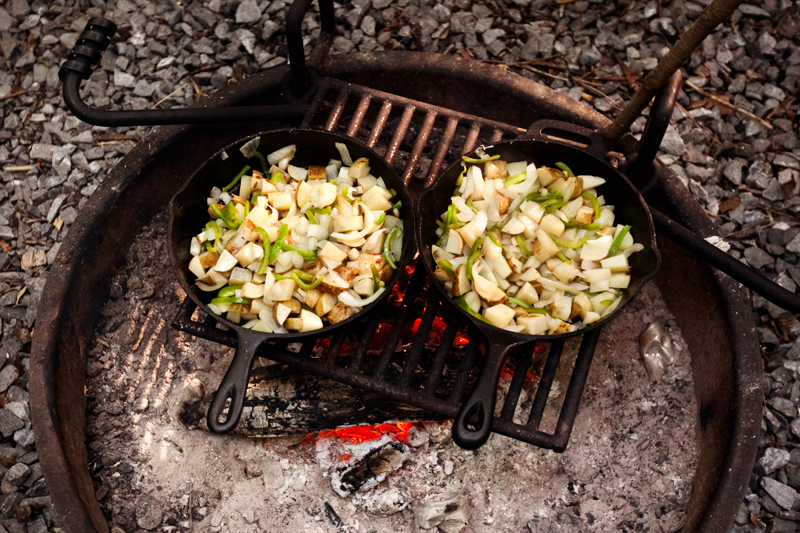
[335,142,353,166]
[240,137,260,158]
[338,287,386,307]
[259,307,287,334]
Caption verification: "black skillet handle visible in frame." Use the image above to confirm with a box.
[624,70,682,195]
[452,340,521,449]
[525,120,608,161]
[207,329,269,434]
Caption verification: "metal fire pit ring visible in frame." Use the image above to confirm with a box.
[31,52,761,533]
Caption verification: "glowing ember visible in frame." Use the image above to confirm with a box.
[315,422,417,444]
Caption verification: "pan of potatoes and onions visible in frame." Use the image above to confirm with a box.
[414,125,660,449]
[170,129,414,433]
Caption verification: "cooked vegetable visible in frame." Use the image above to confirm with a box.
[189,138,403,331]
[434,154,641,335]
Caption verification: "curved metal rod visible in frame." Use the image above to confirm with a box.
[287,0,336,96]
[61,71,308,127]
[627,70,682,194]
[651,207,800,314]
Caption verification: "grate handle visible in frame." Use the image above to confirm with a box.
[525,120,607,160]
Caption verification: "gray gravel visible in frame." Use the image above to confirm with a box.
[0,0,799,530]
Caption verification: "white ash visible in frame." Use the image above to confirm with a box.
[85,213,696,533]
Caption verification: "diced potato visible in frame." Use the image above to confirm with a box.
[498,194,510,215]
[533,229,559,262]
[579,175,606,190]
[445,229,464,255]
[241,282,265,299]
[285,317,303,330]
[358,175,378,192]
[357,253,386,275]
[553,262,579,283]
[517,314,549,335]
[323,301,353,324]
[574,206,594,225]
[520,201,545,224]
[198,252,220,270]
[609,273,630,289]
[539,214,565,237]
[571,292,592,319]
[516,282,539,304]
[589,279,610,293]
[312,183,338,207]
[353,277,375,296]
[537,167,566,186]
[549,293,572,321]
[362,186,393,211]
[334,266,359,284]
[315,293,337,316]
[319,273,350,295]
[271,192,294,211]
[296,181,312,207]
[189,256,206,278]
[213,250,238,272]
[348,158,371,180]
[268,279,296,301]
[561,197,584,219]
[583,268,611,284]
[195,270,228,291]
[550,320,571,335]
[463,291,481,313]
[298,309,323,331]
[452,264,471,297]
[502,217,526,235]
[308,165,327,181]
[274,302,293,326]
[484,160,507,181]
[319,241,348,263]
[235,242,264,267]
[303,288,321,309]
[229,267,253,285]
[582,311,601,324]
[484,303,515,328]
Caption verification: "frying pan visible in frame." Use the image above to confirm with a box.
[170,128,415,433]
[414,120,661,450]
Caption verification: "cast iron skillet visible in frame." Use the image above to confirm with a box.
[414,120,661,450]
[170,128,415,433]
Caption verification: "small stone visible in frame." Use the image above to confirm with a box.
[724,159,745,185]
[20,250,46,271]
[235,0,262,23]
[365,487,409,517]
[771,518,797,533]
[26,517,47,533]
[763,179,786,202]
[1,463,29,493]
[60,207,78,225]
[738,4,771,18]
[0,412,22,439]
[136,494,164,530]
[760,448,791,475]
[744,246,774,269]
[759,32,777,55]
[113,70,136,88]
[770,397,797,417]
[762,477,798,510]
[0,366,18,394]
[659,125,685,156]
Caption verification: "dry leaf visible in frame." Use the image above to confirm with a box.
[54,216,64,230]
[15,286,27,306]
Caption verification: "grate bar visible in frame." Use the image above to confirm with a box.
[490,128,504,143]
[422,314,462,397]
[347,305,383,372]
[526,340,564,429]
[384,105,415,164]
[449,335,482,403]
[553,327,601,442]
[347,94,372,138]
[500,349,533,422]
[401,109,437,185]
[426,117,459,187]
[463,123,481,154]
[325,87,351,131]
[398,297,440,388]
[367,100,392,148]
[373,265,428,381]
[324,329,348,364]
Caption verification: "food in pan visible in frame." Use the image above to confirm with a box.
[432,151,642,335]
[187,138,403,333]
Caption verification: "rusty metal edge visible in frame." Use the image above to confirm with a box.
[29,52,760,533]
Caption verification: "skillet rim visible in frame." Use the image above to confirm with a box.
[168,127,416,340]
[413,138,661,343]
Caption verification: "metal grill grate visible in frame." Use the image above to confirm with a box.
[172,77,600,451]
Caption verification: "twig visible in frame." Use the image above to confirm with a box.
[684,80,773,130]
[515,64,570,82]
[765,93,798,121]
[0,90,27,102]
[151,83,189,110]
[2,165,35,172]
[675,101,719,144]
[571,77,623,110]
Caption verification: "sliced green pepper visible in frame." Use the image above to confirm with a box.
[371,264,385,292]
[552,233,592,250]
[291,271,322,290]
[376,212,386,225]
[269,224,289,263]
[462,154,501,164]
[555,162,575,178]
[565,221,601,230]
[454,295,492,324]
[391,200,402,211]
[252,151,269,173]
[210,203,237,228]
[204,221,220,253]
[557,252,570,263]
[503,171,527,188]
[217,286,238,298]
[384,227,403,270]
[608,225,631,257]
[305,210,318,224]
[487,231,503,250]
[582,191,601,219]
[250,190,260,204]
[223,165,250,193]
[508,297,550,316]
[436,260,455,277]
[465,237,482,281]
[210,296,251,306]
[252,227,271,275]
[516,235,531,256]
[280,242,318,262]
[307,207,331,217]
[465,197,479,213]
[455,164,467,187]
